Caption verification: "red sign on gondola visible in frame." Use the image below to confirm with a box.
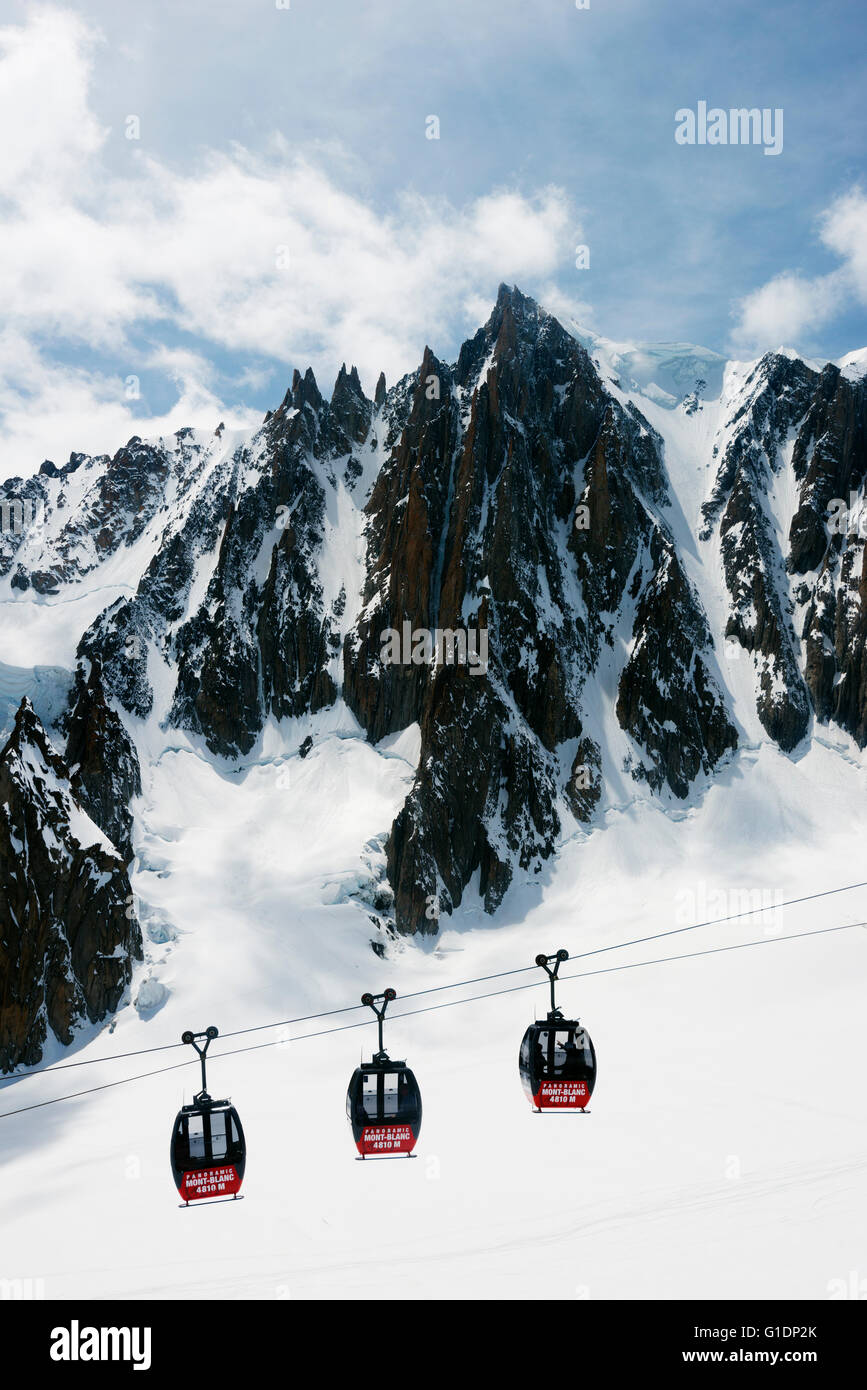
[357,1124,415,1155]
[535,1080,590,1109]
[179,1164,242,1200]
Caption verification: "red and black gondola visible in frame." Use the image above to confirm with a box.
[519,950,597,1111]
[170,1027,246,1202]
[346,989,422,1157]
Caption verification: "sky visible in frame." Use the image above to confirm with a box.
[0,0,866,476]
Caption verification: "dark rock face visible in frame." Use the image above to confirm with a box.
[788,369,867,747]
[76,434,248,729]
[703,355,867,750]
[616,530,737,796]
[571,392,736,793]
[346,292,596,930]
[701,355,815,751]
[166,388,340,756]
[801,534,867,746]
[719,459,810,753]
[346,286,735,931]
[0,700,141,1072]
[330,364,373,449]
[343,346,462,745]
[386,665,562,932]
[0,437,179,593]
[64,660,142,864]
[75,372,349,759]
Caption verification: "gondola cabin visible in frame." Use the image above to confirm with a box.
[346,1059,422,1156]
[347,988,422,1157]
[519,1020,596,1111]
[519,949,597,1112]
[170,1026,246,1202]
[170,1099,246,1201]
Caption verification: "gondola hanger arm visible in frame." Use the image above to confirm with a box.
[534,950,569,1017]
[360,989,397,1060]
[181,1026,219,1103]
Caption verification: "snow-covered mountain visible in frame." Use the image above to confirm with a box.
[2,288,867,1302]
[1,285,866,1071]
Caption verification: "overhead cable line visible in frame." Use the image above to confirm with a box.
[1,917,862,1121]
[4,877,866,1082]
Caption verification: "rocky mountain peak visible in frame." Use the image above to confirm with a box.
[4,694,54,760]
[344,288,735,931]
[485,282,570,358]
[330,361,373,446]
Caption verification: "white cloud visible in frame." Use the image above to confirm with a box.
[0,7,580,478]
[821,187,867,301]
[730,188,867,354]
[0,5,105,198]
[0,331,260,475]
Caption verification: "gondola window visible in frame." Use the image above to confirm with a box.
[188,1114,206,1159]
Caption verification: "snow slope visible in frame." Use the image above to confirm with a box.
[1,723,866,1300]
